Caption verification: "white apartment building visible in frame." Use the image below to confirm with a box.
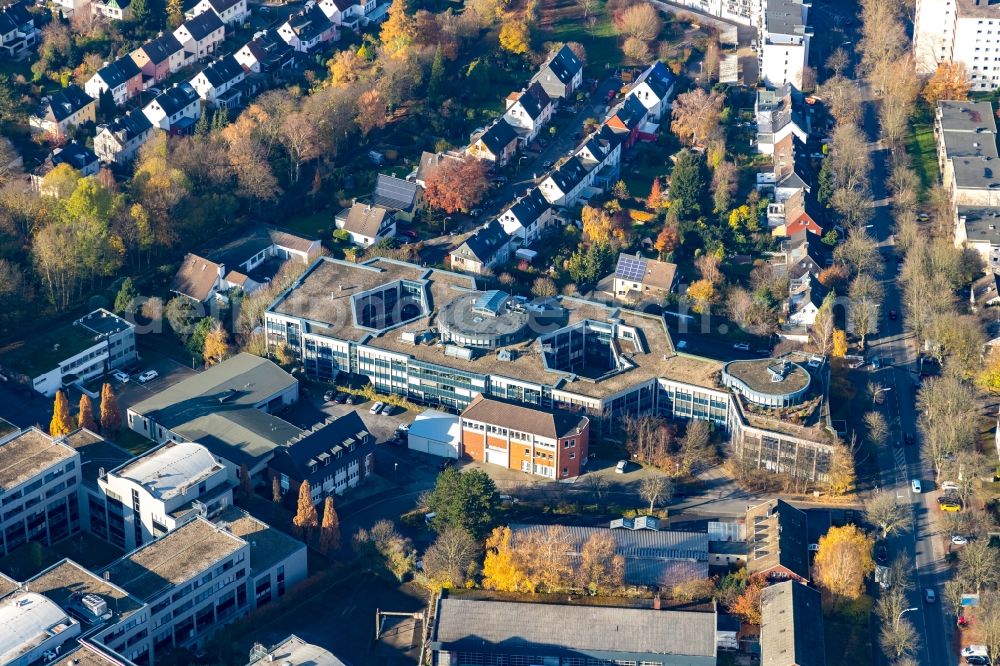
[0,427,81,556]
[0,591,80,666]
[914,0,1000,89]
[99,441,236,551]
[759,0,811,90]
[0,308,137,397]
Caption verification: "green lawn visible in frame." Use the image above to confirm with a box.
[285,211,335,240]
[907,120,938,194]
[112,428,157,457]
[824,596,874,666]
[546,12,622,69]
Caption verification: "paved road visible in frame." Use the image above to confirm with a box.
[859,90,954,666]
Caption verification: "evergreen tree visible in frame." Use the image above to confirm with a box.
[114,277,137,314]
[319,495,341,555]
[238,463,253,499]
[78,394,97,432]
[210,108,229,132]
[131,0,151,27]
[98,89,116,119]
[292,481,319,539]
[817,159,835,208]
[194,111,211,137]
[427,46,446,101]
[668,150,705,221]
[100,383,122,435]
[49,390,73,436]
[186,317,215,358]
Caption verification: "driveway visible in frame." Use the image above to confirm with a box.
[112,347,197,412]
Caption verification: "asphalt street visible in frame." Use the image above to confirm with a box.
[860,91,954,666]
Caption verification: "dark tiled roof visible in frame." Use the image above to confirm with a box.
[269,411,373,485]
[96,57,141,89]
[506,187,548,225]
[0,1,32,33]
[138,32,183,64]
[181,9,224,40]
[150,81,198,116]
[207,0,242,13]
[102,108,153,140]
[608,94,648,131]
[198,54,243,87]
[51,140,97,171]
[510,81,551,121]
[285,5,334,41]
[746,499,810,581]
[477,118,517,155]
[761,581,826,666]
[241,28,294,70]
[538,44,582,86]
[546,155,588,193]
[452,220,510,263]
[172,253,222,302]
[633,61,675,101]
[44,85,93,123]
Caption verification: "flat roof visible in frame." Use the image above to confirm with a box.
[218,506,304,575]
[0,323,102,378]
[113,441,223,500]
[62,429,134,488]
[959,205,1000,245]
[252,635,344,666]
[724,359,810,396]
[28,559,144,622]
[0,428,76,492]
[951,156,1000,190]
[937,100,998,134]
[105,518,245,602]
[54,645,135,666]
[0,572,17,600]
[128,353,300,466]
[433,597,716,662]
[0,592,77,665]
[0,418,19,442]
[941,131,999,160]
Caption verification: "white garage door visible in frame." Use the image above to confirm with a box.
[484,447,509,468]
[407,434,458,459]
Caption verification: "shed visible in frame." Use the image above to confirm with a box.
[407,409,460,459]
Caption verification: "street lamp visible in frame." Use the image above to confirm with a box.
[872,386,892,405]
[896,607,918,623]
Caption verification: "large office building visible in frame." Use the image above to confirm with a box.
[0,427,81,556]
[264,257,837,483]
[915,0,1000,89]
[0,308,137,397]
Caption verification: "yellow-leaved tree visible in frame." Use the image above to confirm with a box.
[78,394,97,432]
[978,351,1000,393]
[292,480,319,539]
[379,0,415,60]
[922,62,971,105]
[814,524,874,600]
[203,322,230,367]
[100,383,122,435]
[832,329,848,358]
[49,390,73,436]
[482,526,529,592]
[498,17,530,55]
[686,279,716,314]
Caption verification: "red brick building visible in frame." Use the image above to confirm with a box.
[460,395,590,479]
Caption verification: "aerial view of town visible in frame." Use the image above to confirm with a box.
[1,0,999,663]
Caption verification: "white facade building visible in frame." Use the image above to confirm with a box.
[914,0,1000,89]
[99,441,236,551]
[758,0,811,90]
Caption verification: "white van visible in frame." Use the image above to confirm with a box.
[424,512,436,525]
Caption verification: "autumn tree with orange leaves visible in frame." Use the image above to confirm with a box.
[729,573,767,625]
[423,158,490,214]
[922,62,972,105]
[654,226,680,259]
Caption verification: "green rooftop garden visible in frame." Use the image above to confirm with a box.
[0,324,103,378]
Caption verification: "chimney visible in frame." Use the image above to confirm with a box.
[653,594,661,610]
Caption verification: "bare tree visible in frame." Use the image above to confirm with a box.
[865,491,911,539]
[639,475,672,513]
[863,411,890,448]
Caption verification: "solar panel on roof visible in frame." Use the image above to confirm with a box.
[616,255,647,281]
[473,290,508,315]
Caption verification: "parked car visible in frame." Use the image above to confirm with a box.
[733,342,751,351]
[942,481,960,492]
[334,392,348,404]
[808,543,820,552]
[952,535,969,546]
[964,646,990,659]
[345,394,358,405]
[396,423,410,433]
[924,588,936,604]
[111,369,130,383]
[370,401,385,415]
[871,356,882,369]
[542,159,554,169]
[889,309,898,320]
[615,460,628,474]
[939,500,962,512]
[136,370,158,384]
[965,655,990,665]
[911,479,922,494]
[323,390,336,402]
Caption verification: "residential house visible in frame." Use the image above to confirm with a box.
[98,441,236,550]
[575,124,623,189]
[318,0,362,27]
[130,33,184,88]
[755,83,809,155]
[413,149,464,188]
[173,11,226,64]
[787,273,829,328]
[277,6,338,53]
[497,187,553,245]
[972,272,1000,312]
[49,0,89,16]
[84,56,143,106]
[449,219,511,275]
[629,61,676,122]
[771,136,814,203]
[126,353,300,478]
[335,202,396,247]
[510,523,709,587]
[142,81,201,133]
[531,44,583,101]
[746,499,810,582]
[190,54,246,108]
[760,580,826,666]
[171,225,321,302]
[0,1,39,58]
[955,206,1000,271]
[268,411,375,505]
[539,155,591,207]
[785,230,829,290]
[430,596,717,666]
[776,190,822,238]
[370,173,422,222]
[467,118,518,167]
[0,428,81,555]
[605,94,649,149]
[91,0,132,21]
[0,308,137,397]
[235,29,296,74]
[460,394,590,479]
[503,81,553,145]
[185,0,249,26]
[48,140,99,177]
[612,252,677,304]
[94,109,155,164]
[29,84,96,139]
